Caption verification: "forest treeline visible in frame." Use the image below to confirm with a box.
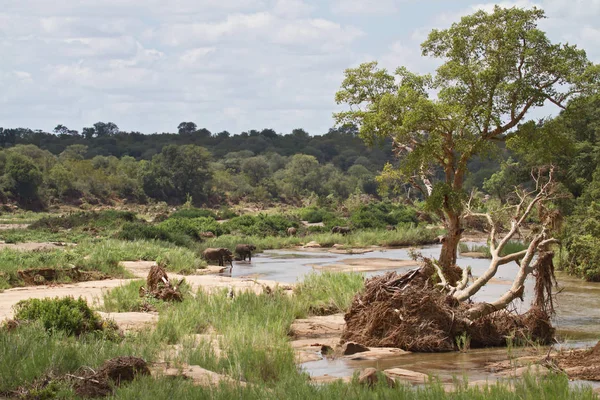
[0,123,396,209]
[1,96,599,213]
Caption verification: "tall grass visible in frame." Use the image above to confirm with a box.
[0,239,204,288]
[113,373,598,400]
[0,323,161,394]
[152,272,366,384]
[459,241,527,259]
[76,239,204,274]
[294,272,364,316]
[198,225,439,253]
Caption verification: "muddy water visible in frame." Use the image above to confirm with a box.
[224,244,600,382]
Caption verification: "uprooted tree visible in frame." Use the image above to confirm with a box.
[335,6,600,350]
[342,168,564,351]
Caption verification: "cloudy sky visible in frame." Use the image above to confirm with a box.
[1,0,598,135]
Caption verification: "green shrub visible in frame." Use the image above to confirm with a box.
[118,222,193,248]
[157,217,223,238]
[350,202,418,229]
[29,210,137,231]
[169,208,217,220]
[13,297,105,336]
[563,234,600,281]
[299,207,334,223]
[222,214,299,236]
[216,206,238,220]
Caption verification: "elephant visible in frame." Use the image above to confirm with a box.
[235,244,257,262]
[200,231,215,239]
[287,227,297,236]
[331,226,352,235]
[386,225,397,231]
[202,247,234,268]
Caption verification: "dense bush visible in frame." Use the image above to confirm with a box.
[216,206,238,220]
[299,207,334,223]
[350,202,418,229]
[30,210,137,231]
[222,214,299,236]
[13,297,105,336]
[118,222,193,248]
[169,208,217,220]
[157,217,224,238]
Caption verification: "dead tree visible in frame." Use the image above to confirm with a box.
[432,166,563,321]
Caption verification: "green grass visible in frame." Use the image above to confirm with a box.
[0,228,90,244]
[459,241,527,259]
[112,373,598,400]
[0,239,204,289]
[1,273,598,399]
[75,239,205,275]
[100,280,148,312]
[294,272,364,315]
[101,279,192,313]
[0,323,161,395]
[198,225,439,253]
[152,272,365,384]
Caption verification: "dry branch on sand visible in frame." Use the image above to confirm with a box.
[72,356,150,398]
[139,264,184,302]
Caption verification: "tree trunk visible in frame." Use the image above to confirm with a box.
[438,213,462,271]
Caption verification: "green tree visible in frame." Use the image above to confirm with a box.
[335,6,599,270]
[143,145,213,205]
[3,152,43,208]
[241,156,270,186]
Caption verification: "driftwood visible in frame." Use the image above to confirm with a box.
[139,265,184,302]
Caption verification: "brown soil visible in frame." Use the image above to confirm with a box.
[18,267,109,286]
[553,341,600,381]
[342,266,554,352]
[150,363,248,387]
[73,356,150,398]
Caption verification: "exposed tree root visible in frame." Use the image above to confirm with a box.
[139,264,183,302]
[342,267,554,352]
[72,356,150,398]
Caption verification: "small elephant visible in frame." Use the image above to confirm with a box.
[202,247,233,268]
[235,244,257,262]
[386,225,397,231]
[200,231,215,239]
[287,227,297,236]
[331,226,352,235]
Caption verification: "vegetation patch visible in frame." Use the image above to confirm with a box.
[13,297,111,336]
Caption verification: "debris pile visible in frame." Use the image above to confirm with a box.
[73,356,150,398]
[139,264,183,302]
[342,265,554,352]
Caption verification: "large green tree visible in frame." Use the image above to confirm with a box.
[335,6,599,271]
[143,144,213,205]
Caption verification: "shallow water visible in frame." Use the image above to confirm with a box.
[222,244,600,382]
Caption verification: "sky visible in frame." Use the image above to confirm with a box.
[1,0,599,135]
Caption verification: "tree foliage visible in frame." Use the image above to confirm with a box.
[335,6,599,268]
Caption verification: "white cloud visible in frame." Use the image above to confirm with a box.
[1,0,597,135]
[330,0,401,15]
[272,0,314,17]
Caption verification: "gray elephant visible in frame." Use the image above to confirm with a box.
[287,227,297,236]
[386,225,397,231]
[235,244,257,262]
[202,247,233,268]
[331,226,352,235]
